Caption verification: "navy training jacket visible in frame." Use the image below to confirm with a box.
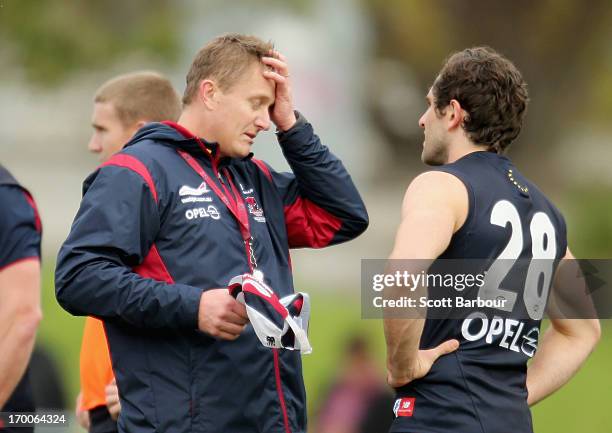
[55,114,368,433]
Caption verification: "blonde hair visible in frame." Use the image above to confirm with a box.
[183,33,274,105]
[95,71,181,126]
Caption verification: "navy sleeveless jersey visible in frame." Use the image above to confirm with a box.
[390,151,567,433]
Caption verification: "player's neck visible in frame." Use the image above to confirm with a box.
[446,136,489,164]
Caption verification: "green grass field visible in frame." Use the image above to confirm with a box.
[38,266,610,432]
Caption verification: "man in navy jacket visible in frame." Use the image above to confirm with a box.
[55,34,368,433]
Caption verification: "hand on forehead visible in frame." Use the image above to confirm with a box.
[262,50,278,73]
[261,51,290,83]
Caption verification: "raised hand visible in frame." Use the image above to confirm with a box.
[261,51,297,132]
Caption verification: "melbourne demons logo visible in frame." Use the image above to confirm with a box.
[245,197,266,222]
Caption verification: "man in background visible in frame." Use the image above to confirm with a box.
[76,71,181,433]
[0,164,43,433]
[315,335,393,433]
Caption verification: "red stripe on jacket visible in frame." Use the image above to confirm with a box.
[252,158,342,248]
[284,197,342,248]
[102,154,159,203]
[133,244,174,284]
[22,191,42,233]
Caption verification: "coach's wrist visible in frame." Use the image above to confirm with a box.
[276,110,306,135]
[275,111,297,132]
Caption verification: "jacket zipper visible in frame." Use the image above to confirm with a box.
[210,156,291,433]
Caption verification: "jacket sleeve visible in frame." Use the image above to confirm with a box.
[0,186,41,269]
[257,112,368,249]
[55,161,202,329]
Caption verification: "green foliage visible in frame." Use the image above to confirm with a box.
[532,323,611,433]
[0,0,181,86]
[563,186,612,257]
[362,0,612,167]
[589,64,612,125]
[38,265,84,402]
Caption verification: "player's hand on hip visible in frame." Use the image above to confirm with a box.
[387,339,459,388]
[198,288,248,340]
[105,379,121,421]
[261,51,297,131]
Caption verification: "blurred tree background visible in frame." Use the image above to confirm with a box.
[0,0,181,85]
[1,1,610,432]
[365,0,612,164]
[363,0,612,257]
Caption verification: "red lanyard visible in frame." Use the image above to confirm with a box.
[163,121,258,270]
[171,132,257,271]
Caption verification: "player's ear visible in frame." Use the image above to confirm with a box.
[448,99,464,130]
[126,120,147,139]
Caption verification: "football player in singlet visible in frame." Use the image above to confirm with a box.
[384,47,600,433]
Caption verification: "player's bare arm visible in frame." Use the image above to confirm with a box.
[384,170,466,387]
[526,247,601,405]
[0,259,42,407]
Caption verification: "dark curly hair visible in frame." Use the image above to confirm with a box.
[432,47,529,153]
